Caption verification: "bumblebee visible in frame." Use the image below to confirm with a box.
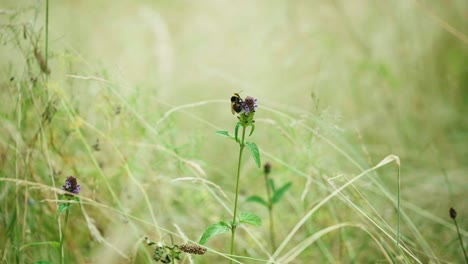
[230,93,244,115]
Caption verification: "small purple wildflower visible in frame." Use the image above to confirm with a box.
[62,176,81,195]
[243,96,257,115]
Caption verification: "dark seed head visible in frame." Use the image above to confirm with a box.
[264,162,271,174]
[179,244,207,255]
[450,207,457,219]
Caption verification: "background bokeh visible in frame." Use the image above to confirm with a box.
[1,0,467,263]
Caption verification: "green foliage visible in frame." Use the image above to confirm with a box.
[246,180,292,206]
[239,212,262,226]
[246,195,269,207]
[216,130,240,143]
[215,130,231,138]
[245,142,261,168]
[56,203,69,217]
[199,222,231,245]
[268,179,275,192]
[1,1,466,263]
[21,241,60,251]
[235,122,240,142]
[32,261,54,264]
[248,123,255,136]
[56,196,79,218]
[271,182,292,204]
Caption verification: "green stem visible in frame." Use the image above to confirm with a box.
[453,219,468,263]
[169,235,177,264]
[397,165,400,247]
[268,207,275,250]
[230,125,246,264]
[45,0,49,87]
[263,173,276,250]
[59,207,69,264]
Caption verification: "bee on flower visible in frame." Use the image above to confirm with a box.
[230,93,258,127]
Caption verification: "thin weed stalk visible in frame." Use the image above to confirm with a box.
[454,220,468,263]
[450,208,468,263]
[59,208,69,264]
[230,125,247,264]
[263,167,276,251]
[397,165,400,247]
[45,0,49,87]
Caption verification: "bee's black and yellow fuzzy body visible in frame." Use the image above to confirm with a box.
[230,93,244,115]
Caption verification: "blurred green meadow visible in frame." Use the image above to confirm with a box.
[0,0,467,263]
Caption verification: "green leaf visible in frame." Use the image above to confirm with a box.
[268,178,275,192]
[235,122,240,142]
[20,241,60,251]
[239,212,262,226]
[32,261,54,264]
[245,142,261,168]
[216,130,240,143]
[248,124,255,136]
[199,222,231,245]
[216,130,231,138]
[271,182,292,204]
[246,195,268,207]
[7,207,17,236]
[57,203,69,217]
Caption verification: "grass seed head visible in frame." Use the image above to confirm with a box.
[179,244,207,255]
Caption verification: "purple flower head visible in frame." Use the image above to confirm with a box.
[62,176,81,195]
[243,96,257,116]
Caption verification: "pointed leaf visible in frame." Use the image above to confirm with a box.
[21,241,60,251]
[199,222,231,245]
[235,122,241,142]
[268,178,275,192]
[33,261,54,264]
[57,203,69,217]
[245,142,261,168]
[248,124,255,136]
[246,195,268,207]
[216,130,231,138]
[271,182,292,204]
[216,130,239,142]
[239,212,262,226]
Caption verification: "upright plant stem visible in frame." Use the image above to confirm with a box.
[453,218,468,263]
[263,173,276,250]
[45,0,49,88]
[230,125,246,264]
[59,208,69,264]
[397,166,400,247]
[170,235,177,264]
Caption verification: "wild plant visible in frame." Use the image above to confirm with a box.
[199,94,261,263]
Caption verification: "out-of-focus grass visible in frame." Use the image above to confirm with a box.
[0,0,467,263]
